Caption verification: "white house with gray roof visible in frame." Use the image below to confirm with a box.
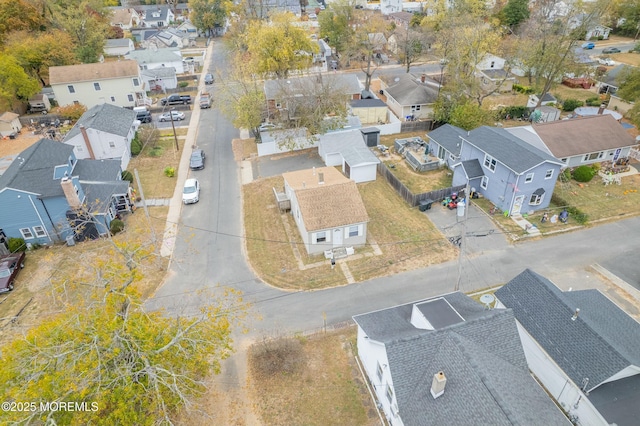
[381,74,440,121]
[126,48,184,74]
[353,291,569,426]
[104,38,135,57]
[496,269,640,426]
[317,129,379,183]
[63,103,138,170]
[141,6,174,27]
[141,67,178,91]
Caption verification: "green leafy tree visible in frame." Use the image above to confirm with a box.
[0,0,44,45]
[318,0,354,56]
[611,0,640,38]
[189,0,231,36]
[498,0,530,29]
[0,54,39,109]
[246,13,317,78]
[448,101,494,130]
[344,12,390,92]
[616,67,640,102]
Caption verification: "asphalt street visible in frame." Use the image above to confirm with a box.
[148,40,640,338]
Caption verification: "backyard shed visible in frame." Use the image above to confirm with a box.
[0,112,22,138]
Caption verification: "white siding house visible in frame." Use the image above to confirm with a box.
[104,39,135,57]
[317,129,379,183]
[126,48,184,74]
[49,61,148,109]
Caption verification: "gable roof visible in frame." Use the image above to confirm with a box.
[141,67,176,79]
[341,144,379,167]
[0,112,19,122]
[464,126,563,174]
[83,181,129,213]
[143,6,172,22]
[531,115,636,158]
[427,124,467,156]
[283,167,369,231]
[105,39,133,48]
[264,74,362,100]
[495,269,640,392]
[353,292,568,426]
[504,125,554,156]
[319,129,379,166]
[599,64,630,87]
[384,74,439,106]
[74,159,121,182]
[350,98,386,109]
[126,48,181,64]
[49,61,139,85]
[459,159,484,179]
[0,139,74,197]
[63,104,136,142]
[111,8,138,25]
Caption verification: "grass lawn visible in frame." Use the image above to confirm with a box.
[610,52,640,67]
[550,85,598,103]
[382,158,453,194]
[128,130,186,199]
[248,330,376,426]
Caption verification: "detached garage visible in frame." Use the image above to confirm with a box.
[318,129,380,183]
[342,145,379,183]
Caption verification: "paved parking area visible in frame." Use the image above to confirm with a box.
[253,149,325,179]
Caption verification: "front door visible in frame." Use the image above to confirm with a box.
[333,228,343,247]
[512,195,525,215]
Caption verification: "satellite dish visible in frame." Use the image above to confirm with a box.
[480,294,495,310]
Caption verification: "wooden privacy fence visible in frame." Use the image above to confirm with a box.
[377,162,465,208]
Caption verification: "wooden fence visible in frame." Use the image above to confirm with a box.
[377,162,465,207]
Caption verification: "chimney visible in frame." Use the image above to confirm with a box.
[571,308,580,321]
[421,74,426,83]
[597,104,606,115]
[79,125,96,159]
[431,371,446,399]
[61,177,82,209]
[318,172,324,184]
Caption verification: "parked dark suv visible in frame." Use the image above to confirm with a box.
[136,110,152,123]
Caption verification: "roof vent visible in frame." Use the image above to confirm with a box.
[431,371,446,399]
[571,308,580,321]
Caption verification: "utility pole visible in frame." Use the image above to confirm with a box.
[169,108,179,151]
[454,180,470,292]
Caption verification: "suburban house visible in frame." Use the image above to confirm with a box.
[317,129,380,183]
[104,38,135,57]
[49,60,148,109]
[508,115,637,168]
[126,48,184,74]
[282,167,369,255]
[568,13,611,40]
[597,64,629,95]
[177,20,199,36]
[141,28,190,49]
[451,125,565,216]
[264,74,362,120]
[0,112,22,138]
[380,74,439,121]
[353,291,570,426]
[426,124,468,168]
[110,8,141,30]
[0,139,132,245]
[349,98,388,125]
[475,53,516,93]
[62,103,138,170]
[141,67,178,91]
[495,269,640,426]
[387,10,412,24]
[141,7,174,28]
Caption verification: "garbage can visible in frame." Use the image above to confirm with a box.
[419,199,434,212]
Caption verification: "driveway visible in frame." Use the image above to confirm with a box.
[253,149,325,179]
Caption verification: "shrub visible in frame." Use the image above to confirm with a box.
[121,170,134,183]
[8,237,26,252]
[499,105,528,119]
[164,166,175,177]
[559,168,571,183]
[513,84,535,95]
[572,165,596,182]
[550,194,589,225]
[131,134,143,156]
[562,99,584,112]
[178,81,189,88]
[57,104,87,121]
[585,97,602,107]
[110,219,125,235]
[149,146,164,157]
[249,337,305,377]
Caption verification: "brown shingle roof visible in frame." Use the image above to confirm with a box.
[533,115,636,158]
[49,60,139,85]
[283,167,369,231]
[0,112,19,122]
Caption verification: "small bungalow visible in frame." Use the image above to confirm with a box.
[104,38,135,57]
[141,67,178,91]
[380,74,439,122]
[282,167,369,255]
[125,48,184,74]
[0,112,22,138]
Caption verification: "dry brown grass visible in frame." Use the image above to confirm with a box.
[382,156,453,194]
[550,85,598,103]
[232,138,258,161]
[248,329,377,426]
[482,92,530,109]
[610,52,640,67]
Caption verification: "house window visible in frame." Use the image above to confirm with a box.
[529,192,544,205]
[127,94,134,102]
[68,85,75,94]
[483,154,497,172]
[316,231,326,243]
[132,78,140,86]
[94,82,101,91]
[20,228,34,239]
[583,152,603,162]
[481,176,488,189]
[411,105,421,112]
[545,169,554,179]
[376,362,384,381]
[348,225,359,237]
[525,173,534,183]
[110,96,116,102]
[561,158,567,163]
[33,226,47,238]
[386,384,394,403]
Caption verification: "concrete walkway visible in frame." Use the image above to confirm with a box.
[136,198,171,207]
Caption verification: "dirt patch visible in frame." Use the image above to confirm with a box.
[0,133,42,157]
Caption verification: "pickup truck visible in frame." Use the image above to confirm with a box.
[199,93,212,109]
[160,94,192,106]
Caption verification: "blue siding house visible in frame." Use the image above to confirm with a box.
[426,124,468,168]
[451,126,564,216]
[0,139,132,245]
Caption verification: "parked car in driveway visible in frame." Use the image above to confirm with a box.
[183,178,200,204]
[602,47,621,54]
[159,111,185,122]
[598,57,615,66]
[0,252,25,293]
[190,149,205,170]
[582,42,595,49]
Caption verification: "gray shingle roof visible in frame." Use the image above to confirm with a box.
[0,139,74,198]
[264,74,362,100]
[588,375,640,426]
[319,129,365,155]
[126,48,181,64]
[105,39,132,48]
[353,292,568,426]
[427,124,467,157]
[83,181,129,213]
[141,67,176,78]
[384,74,439,106]
[64,104,136,142]
[460,159,484,179]
[465,126,563,174]
[350,98,386,108]
[481,68,510,79]
[74,159,122,182]
[495,269,640,391]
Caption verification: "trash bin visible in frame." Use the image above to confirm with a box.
[419,199,434,212]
